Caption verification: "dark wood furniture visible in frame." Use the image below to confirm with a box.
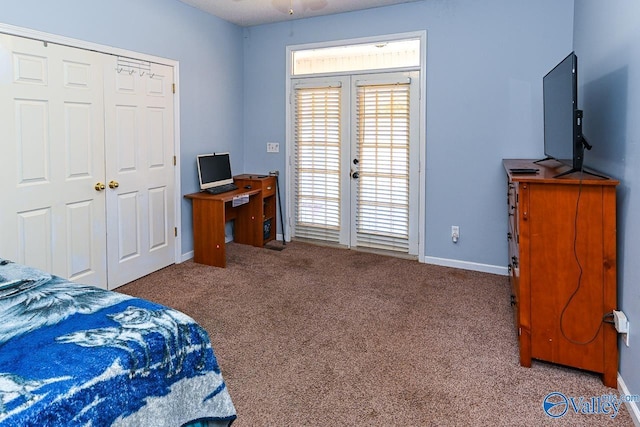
[503,159,619,387]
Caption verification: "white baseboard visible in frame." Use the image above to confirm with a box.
[181,249,507,276]
[618,373,640,426]
[423,256,508,276]
[181,250,194,263]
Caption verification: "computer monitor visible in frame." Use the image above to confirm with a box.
[196,153,233,191]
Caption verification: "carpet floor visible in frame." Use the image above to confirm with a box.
[118,241,633,426]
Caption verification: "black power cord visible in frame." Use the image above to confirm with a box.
[559,160,610,345]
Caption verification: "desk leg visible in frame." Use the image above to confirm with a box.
[192,198,227,267]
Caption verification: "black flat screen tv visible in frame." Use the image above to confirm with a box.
[542,51,590,176]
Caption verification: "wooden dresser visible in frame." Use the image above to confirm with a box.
[503,159,619,387]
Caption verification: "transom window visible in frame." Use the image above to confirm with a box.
[292,38,420,76]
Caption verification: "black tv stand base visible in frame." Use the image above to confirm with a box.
[532,157,609,179]
[533,156,555,165]
[554,167,609,180]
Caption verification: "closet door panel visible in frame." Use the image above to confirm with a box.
[15,100,49,185]
[104,60,175,288]
[16,208,52,268]
[148,186,169,251]
[115,191,141,261]
[0,34,108,288]
[66,200,96,278]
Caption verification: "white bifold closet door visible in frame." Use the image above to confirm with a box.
[0,33,175,289]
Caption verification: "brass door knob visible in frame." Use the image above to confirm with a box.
[95,182,106,191]
[108,180,120,189]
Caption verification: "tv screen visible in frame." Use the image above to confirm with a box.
[543,52,582,171]
[197,153,234,190]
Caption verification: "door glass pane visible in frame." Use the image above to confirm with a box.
[355,82,411,252]
[293,85,342,242]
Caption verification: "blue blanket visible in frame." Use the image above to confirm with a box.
[0,259,236,426]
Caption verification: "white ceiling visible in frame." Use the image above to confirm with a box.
[178,0,422,27]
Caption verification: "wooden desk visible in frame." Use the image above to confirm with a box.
[185,188,262,268]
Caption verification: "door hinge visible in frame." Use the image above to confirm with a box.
[172,83,176,94]
[174,227,178,237]
[173,155,177,166]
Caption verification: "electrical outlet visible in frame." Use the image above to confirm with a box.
[266,142,279,153]
[451,225,459,243]
[614,310,630,346]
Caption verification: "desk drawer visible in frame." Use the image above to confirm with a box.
[235,175,276,197]
[261,179,276,197]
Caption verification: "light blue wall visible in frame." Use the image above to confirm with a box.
[573,0,640,399]
[0,0,244,254]
[241,0,574,267]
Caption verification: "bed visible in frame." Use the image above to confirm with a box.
[0,258,236,426]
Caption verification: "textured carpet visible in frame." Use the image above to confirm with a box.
[118,241,633,426]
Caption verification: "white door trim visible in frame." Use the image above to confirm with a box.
[0,22,183,266]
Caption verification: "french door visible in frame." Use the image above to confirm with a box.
[292,72,419,255]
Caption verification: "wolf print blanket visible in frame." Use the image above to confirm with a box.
[0,259,236,426]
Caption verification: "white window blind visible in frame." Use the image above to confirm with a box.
[293,84,342,242]
[355,81,411,252]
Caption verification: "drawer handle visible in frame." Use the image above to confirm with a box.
[267,186,272,190]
